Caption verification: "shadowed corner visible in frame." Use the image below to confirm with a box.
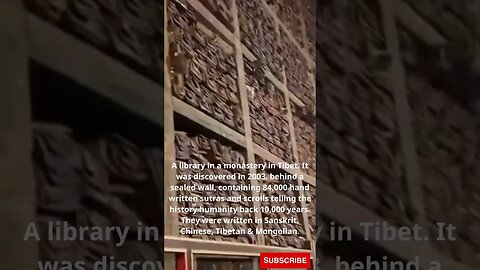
[30,61,165,268]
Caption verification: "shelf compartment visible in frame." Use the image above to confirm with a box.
[173,97,246,148]
[291,102,316,177]
[237,0,284,83]
[168,0,244,134]
[244,58,294,164]
[255,155,309,250]
[173,114,256,244]
[30,62,163,264]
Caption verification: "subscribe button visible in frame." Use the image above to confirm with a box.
[260,252,310,268]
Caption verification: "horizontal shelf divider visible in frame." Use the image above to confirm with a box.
[260,0,315,68]
[172,97,247,148]
[241,45,306,107]
[188,0,308,108]
[253,143,315,186]
[187,0,235,44]
[27,13,163,127]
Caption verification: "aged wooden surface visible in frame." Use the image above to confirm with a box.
[166,0,316,251]
[0,1,35,269]
[173,130,256,244]
[25,0,318,260]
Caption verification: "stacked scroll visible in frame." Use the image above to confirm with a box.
[237,0,284,82]
[255,156,308,249]
[198,0,234,32]
[168,0,244,134]
[291,102,316,176]
[244,58,293,163]
[266,0,304,47]
[174,130,257,244]
[280,29,315,109]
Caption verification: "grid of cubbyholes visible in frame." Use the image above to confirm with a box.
[301,0,316,57]
[237,0,284,82]
[266,0,304,47]
[280,29,315,109]
[167,0,316,249]
[168,0,244,134]
[199,0,235,32]
[245,58,293,163]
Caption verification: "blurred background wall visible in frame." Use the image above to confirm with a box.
[316,0,480,269]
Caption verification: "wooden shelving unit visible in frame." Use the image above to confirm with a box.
[1,0,318,268]
[164,0,317,261]
[260,0,315,69]
[0,0,475,270]
[173,97,247,148]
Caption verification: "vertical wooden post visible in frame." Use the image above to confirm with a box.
[282,69,312,242]
[379,0,431,267]
[231,0,266,246]
[164,0,179,237]
[297,1,308,55]
[0,1,36,269]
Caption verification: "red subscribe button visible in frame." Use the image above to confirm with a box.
[260,252,310,268]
